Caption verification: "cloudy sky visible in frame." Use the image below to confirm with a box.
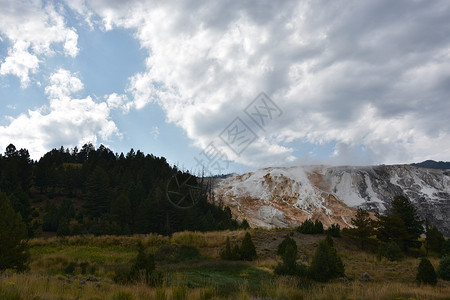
[1,0,449,174]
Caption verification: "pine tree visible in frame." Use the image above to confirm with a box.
[275,236,306,276]
[130,242,155,283]
[240,232,257,261]
[437,256,450,281]
[346,208,375,250]
[308,239,344,282]
[220,237,233,260]
[425,221,445,255]
[0,192,29,271]
[277,235,297,256]
[389,195,423,250]
[416,258,437,285]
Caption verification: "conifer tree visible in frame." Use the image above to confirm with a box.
[0,192,29,271]
[416,258,437,285]
[240,232,257,261]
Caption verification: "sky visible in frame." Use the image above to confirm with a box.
[1,0,450,175]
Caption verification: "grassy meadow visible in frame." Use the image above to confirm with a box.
[1,229,449,300]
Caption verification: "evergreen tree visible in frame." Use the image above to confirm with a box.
[84,166,111,218]
[309,239,344,282]
[297,219,324,234]
[442,239,450,257]
[240,219,250,229]
[416,258,437,285]
[220,237,233,260]
[425,221,445,255]
[275,236,306,276]
[346,208,375,250]
[277,235,297,256]
[437,256,450,281]
[240,232,257,261]
[130,242,155,283]
[376,214,409,251]
[0,192,29,271]
[326,224,341,237]
[389,195,423,250]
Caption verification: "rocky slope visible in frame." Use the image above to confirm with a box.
[213,165,450,236]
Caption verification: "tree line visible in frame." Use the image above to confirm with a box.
[0,143,244,240]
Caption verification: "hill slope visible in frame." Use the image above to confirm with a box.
[214,165,450,235]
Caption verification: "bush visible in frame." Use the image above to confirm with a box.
[297,219,324,234]
[240,232,257,261]
[378,241,403,261]
[308,239,344,282]
[416,258,437,285]
[64,262,77,275]
[437,256,450,281]
[80,262,89,274]
[326,224,341,237]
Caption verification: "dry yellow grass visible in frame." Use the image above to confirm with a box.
[2,231,450,299]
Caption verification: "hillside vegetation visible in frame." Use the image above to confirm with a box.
[1,230,450,300]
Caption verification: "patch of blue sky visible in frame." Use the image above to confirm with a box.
[75,26,146,98]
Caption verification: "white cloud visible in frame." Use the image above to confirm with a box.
[0,69,120,159]
[75,0,450,166]
[45,68,84,99]
[106,93,128,110]
[0,0,79,87]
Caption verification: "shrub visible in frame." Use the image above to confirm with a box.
[64,262,77,275]
[416,258,437,285]
[80,262,89,274]
[437,256,450,281]
[240,232,257,261]
[326,224,341,237]
[308,239,344,282]
[378,241,403,261]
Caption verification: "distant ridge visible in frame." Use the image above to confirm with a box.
[411,160,450,170]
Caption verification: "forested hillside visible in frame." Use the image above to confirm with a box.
[0,143,240,238]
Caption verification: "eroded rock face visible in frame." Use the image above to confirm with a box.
[213,165,450,236]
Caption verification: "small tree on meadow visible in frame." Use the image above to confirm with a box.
[416,258,437,285]
[275,236,306,276]
[130,242,155,283]
[240,232,257,261]
[220,237,233,260]
[308,238,344,282]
